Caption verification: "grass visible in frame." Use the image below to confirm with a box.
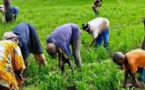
[0,0,145,90]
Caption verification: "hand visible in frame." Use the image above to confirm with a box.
[33,54,47,66]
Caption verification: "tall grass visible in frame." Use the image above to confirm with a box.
[0,0,145,89]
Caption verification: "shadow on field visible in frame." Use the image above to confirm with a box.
[66,85,76,90]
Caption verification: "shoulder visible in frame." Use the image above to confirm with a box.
[126,49,145,55]
[99,17,109,23]
[69,23,79,28]
[88,18,99,25]
[125,49,145,62]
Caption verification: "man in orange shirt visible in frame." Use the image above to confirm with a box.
[112,49,145,88]
[0,32,25,90]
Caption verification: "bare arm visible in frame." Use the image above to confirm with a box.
[58,52,65,73]
[88,38,96,47]
[122,70,129,88]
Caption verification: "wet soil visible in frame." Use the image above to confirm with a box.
[124,78,145,90]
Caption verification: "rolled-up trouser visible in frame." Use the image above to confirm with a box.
[138,68,145,82]
[72,36,82,68]
[95,28,109,47]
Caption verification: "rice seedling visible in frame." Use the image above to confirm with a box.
[0,0,145,89]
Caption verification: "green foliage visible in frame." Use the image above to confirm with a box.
[23,60,124,90]
[1,0,145,89]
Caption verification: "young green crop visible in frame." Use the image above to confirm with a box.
[0,0,145,89]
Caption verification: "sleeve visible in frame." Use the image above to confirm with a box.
[13,46,26,71]
[129,61,138,73]
[21,43,29,60]
[124,57,137,73]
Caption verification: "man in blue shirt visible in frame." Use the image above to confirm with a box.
[3,22,47,78]
[46,23,82,73]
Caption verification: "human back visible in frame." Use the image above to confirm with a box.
[0,40,25,90]
[125,49,145,73]
[47,23,80,46]
[88,17,109,38]
[47,23,80,56]
[88,17,109,33]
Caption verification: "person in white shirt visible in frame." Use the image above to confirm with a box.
[82,17,109,52]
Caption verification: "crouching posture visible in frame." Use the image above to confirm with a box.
[82,17,109,52]
[112,49,145,88]
[0,0,19,22]
[3,23,47,78]
[0,36,25,90]
[92,0,102,15]
[46,23,82,73]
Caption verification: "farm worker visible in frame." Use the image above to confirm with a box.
[82,17,109,52]
[46,23,82,73]
[92,0,102,15]
[3,23,47,78]
[112,49,145,88]
[0,0,19,22]
[0,33,25,90]
[11,6,19,20]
